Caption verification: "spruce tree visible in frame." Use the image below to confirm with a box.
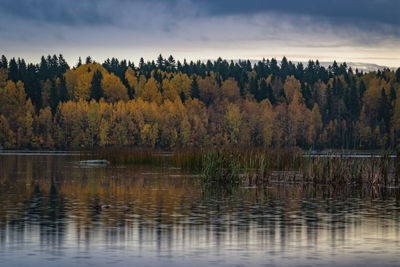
[359,80,367,98]
[8,58,19,82]
[396,68,400,83]
[378,88,390,131]
[90,70,103,101]
[390,85,396,103]
[259,79,275,104]
[57,76,68,103]
[349,79,360,121]
[49,79,58,113]
[190,77,199,99]
[157,54,164,70]
[249,77,259,101]
[77,57,82,68]
[0,55,7,69]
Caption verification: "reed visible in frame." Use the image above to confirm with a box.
[301,153,396,185]
[91,147,397,186]
[201,150,241,185]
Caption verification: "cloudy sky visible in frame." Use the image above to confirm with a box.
[1,0,399,67]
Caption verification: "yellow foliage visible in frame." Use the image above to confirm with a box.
[225,103,242,145]
[101,73,129,102]
[141,77,162,104]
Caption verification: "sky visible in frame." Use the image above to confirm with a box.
[1,0,400,67]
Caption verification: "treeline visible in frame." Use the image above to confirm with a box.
[0,54,399,150]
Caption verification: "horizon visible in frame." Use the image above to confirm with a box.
[2,54,397,73]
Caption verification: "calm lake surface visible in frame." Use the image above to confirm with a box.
[0,153,399,266]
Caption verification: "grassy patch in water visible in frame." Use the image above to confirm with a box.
[91,147,399,186]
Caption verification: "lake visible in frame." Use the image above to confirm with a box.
[0,153,399,266]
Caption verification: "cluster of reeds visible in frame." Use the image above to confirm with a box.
[199,149,398,186]
[302,153,397,185]
[201,150,242,185]
[91,147,398,187]
[199,148,303,185]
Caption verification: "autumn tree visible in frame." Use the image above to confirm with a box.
[224,103,242,145]
[101,73,129,102]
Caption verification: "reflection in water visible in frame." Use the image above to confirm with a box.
[0,154,399,266]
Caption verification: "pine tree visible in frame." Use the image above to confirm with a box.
[49,79,58,113]
[359,79,367,98]
[0,55,7,69]
[58,54,69,75]
[249,77,259,101]
[90,70,103,101]
[8,58,19,82]
[349,79,360,121]
[301,83,312,108]
[179,91,186,103]
[77,57,82,68]
[139,57,145,70]
[378,87,390,131]
[325,84,334,123]
[56,76,68,103]
[190,77,199,99]
[390,85,396,103]
[157,54,164,70]
[167,55,176,70]
[259,79,275,104]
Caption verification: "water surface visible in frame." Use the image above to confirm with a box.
[0,154,399,266]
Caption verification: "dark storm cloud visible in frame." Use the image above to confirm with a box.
[1,0,399,67]
[1,0,111,25]
[2,0,399,28]
[0,0,193,26]
[199,0,400,27]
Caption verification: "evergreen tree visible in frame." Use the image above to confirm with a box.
[378,88,390,131]
[280,56,290,80]
[359,79,367,98]
[301,83,312,108]
[90,70,103,101]
[390,85,396,103]
[334,78,344,98]
[269,58,279,76]
[349,79,360,121]
[324,84,334,123]
[167,55,176,70]
[179,91,186,103]
[57,76,68,103]
[77,57,82,68]
[49,79,58,113]
[249,77,259,101]
[190,77,199,99]
[0,55,7,69]
[58,54,69,75]
[259,79,275,104]
[157,54,164,70]
[8,58,19,82]
[139,57,145,70]
[396,68,400,83]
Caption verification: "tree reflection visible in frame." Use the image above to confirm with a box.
[0,154,399,264]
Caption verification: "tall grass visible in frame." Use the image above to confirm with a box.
[91,147,398,186]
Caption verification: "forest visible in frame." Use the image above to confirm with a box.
[0,54,399,150]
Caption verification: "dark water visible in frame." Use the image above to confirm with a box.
[0,154,399,266]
